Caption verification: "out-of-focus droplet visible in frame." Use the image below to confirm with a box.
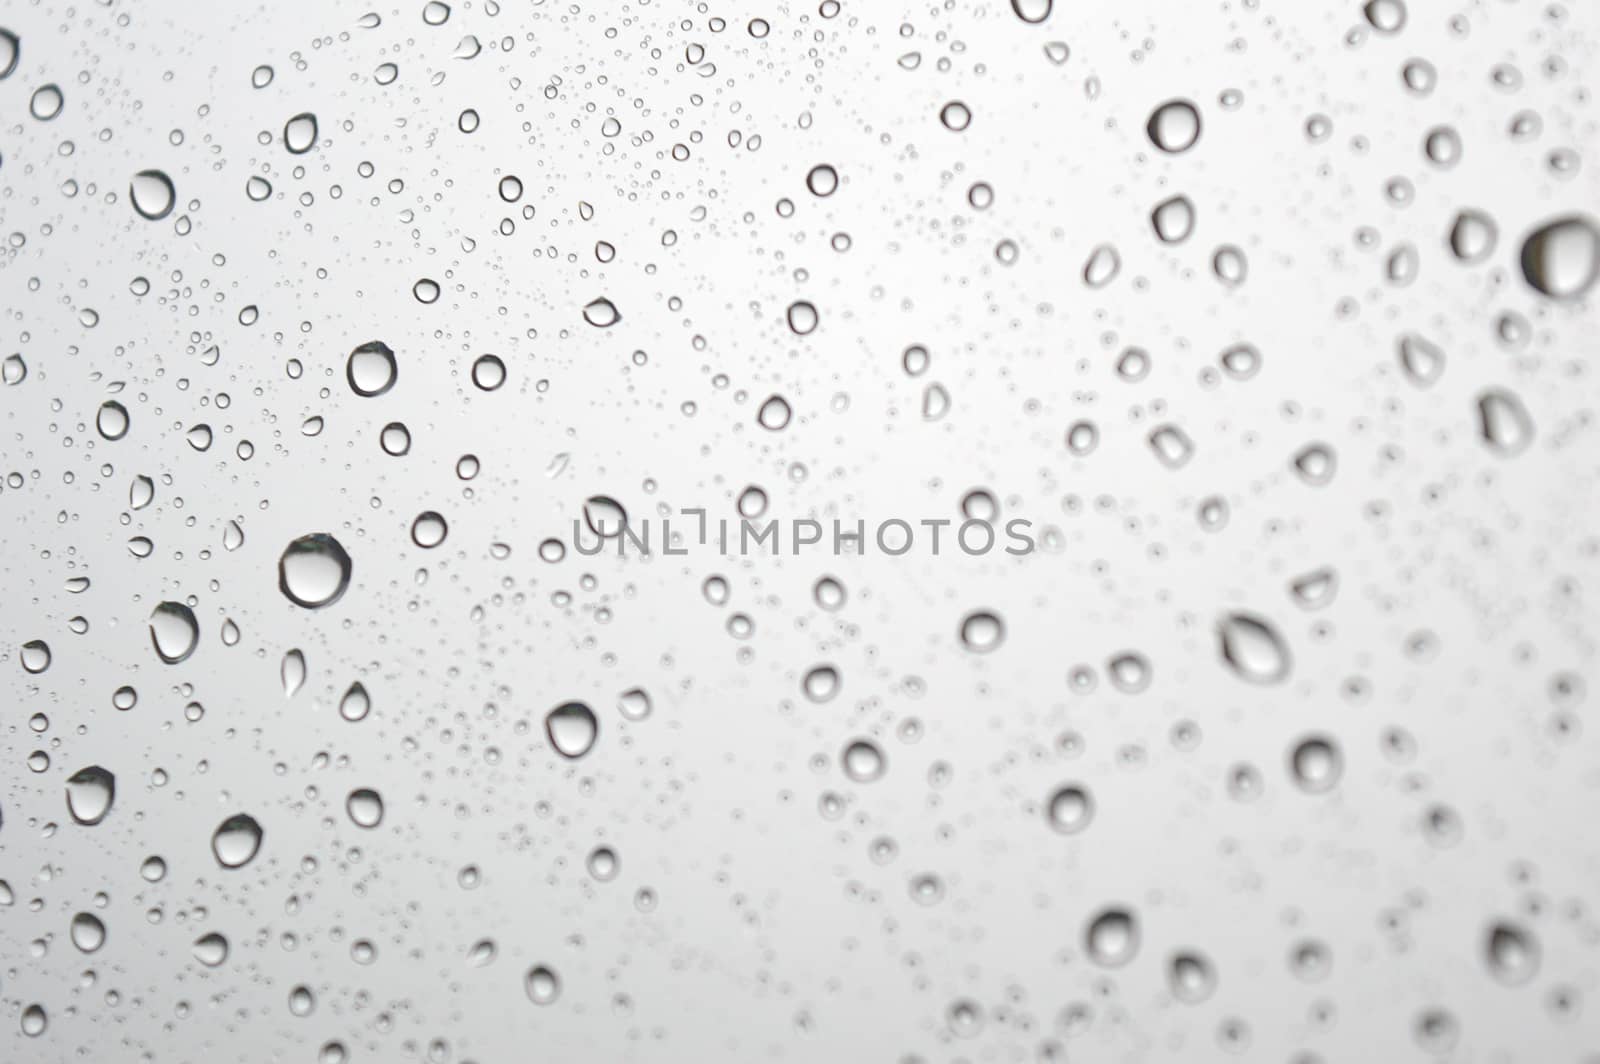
[1288,735,1343,794]
[525,965,561,1005]
[1476,388,1535,457]
[1045,784,1094,834]
[959,610,1005,653]
[1518,215,1599,300]
[1216,612,1292,684]
[1084,907,1140,967]
[1484,922,1540,986]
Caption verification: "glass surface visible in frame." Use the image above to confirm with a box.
[2,1,1598,1060]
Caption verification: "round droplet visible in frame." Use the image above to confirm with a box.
[757,394,792,430]
[546,701,598,759]
[1448,209,1497,263]
[411,511,448,548]
[1085,908,1140,967]
[149,602,199,664]
[380,422,411,455]
[30,83,64,120]
[413,278,441,303]
[1518,215,1599,300]
[525,965,561,1005]
[471,354,506,391]
[786,300,819,335]
[1147,98,1201,153]
[939,100,972,131]
[0,29,18,80]
[1169,951,1216,1004]
[346,788,384,829]
[211,813,264,869]
[959,610,1005,653]
[1485,922,1540,986]
[583,496,628,538]
[617,688,652,721]
[284,112,318,154]
[339,682,372,722]
[1217,612,1292,684]
[1046,784,1094,834]
[1364,0,1407,34]
[805,163,838,197]
[96,400,130,440]
[347,341,398,397]
[802,664,840,703]
[21,1005,47,1038]
[587,846,619,881]
[423,1,451,25]
[129,170,176,221]
[1288,735,1343,794]
[66,766,115,826]
[279,534,353,609]
[841,739,885,783]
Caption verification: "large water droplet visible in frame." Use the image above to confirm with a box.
[1084,907,1140,967]
[958,610,1005,653]
[212,813,264,868]
[841,739,885,782]
[582,297,620,327]
[346,341,397,397]
[346,788,384,829]
[1519,215,1600,299]
[1476,388,1534,457]
[1288,735,1343,794]
[66,766,115,825]
[1045,784,1094,834]
[97,400,130,440]
[1147,99,1201,153]
[193,932,230,967]
[339,681,372,722]
[284,112,318,154]
[1216,612,1292,684]
[545,701,598,758]
[525,965,561,1004]
[129,170,175,220]
[279,534,353,608]
[70,912,106,953]
[149,601,199,664]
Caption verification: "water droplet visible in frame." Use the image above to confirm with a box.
[413,278,441,303]
[1083,244,1121,287]
[959,610,1005,652]
[526,965,561,1005]
[757,394,792,430]
[282,649,306,696]
[346,788,384,828]
[340,682,372,722]
[30,83,64,121]
[411,511,448,548]
[1151,195,1195,244]
[582,297,620,327]
[97,400,130,440]
[148,601,199,664]
[841,739,885,782]
[1518,215,1599,300]
[587,846,619,881]
[279,533,353,608]
[66,766,115,825]
[0,29,18,80]
[1397,333,1444,386]
[1217,612,1292,684]
[211,813,264,868]
[1010,0,1052,23]
[546,701,598,758]
[1288,735,1343,794]
[617,687,652,721]
[1448,209,1497,263]
[939,100,972,131]
[786,300,819,335]
[129,170,175,220]
[1476,388,1535,456]
[20,639,51,674]
[193,932,229,967]
[1148,424,1195,468]
[1045,784,1094,834]
[346,341,397,397]
[21,1005,47,1038]
[1169,951,1217,1004]
[284,112,318,154]
[1085,907,1140,967]
[802,664,840,702]
[423,1,451,25]
[805,163,838,197]
[1363,0,1407,34]
[70,912,105,952]
[1147,99,1201,153]
[1485,921,1539,986]
[471,353,506,391]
